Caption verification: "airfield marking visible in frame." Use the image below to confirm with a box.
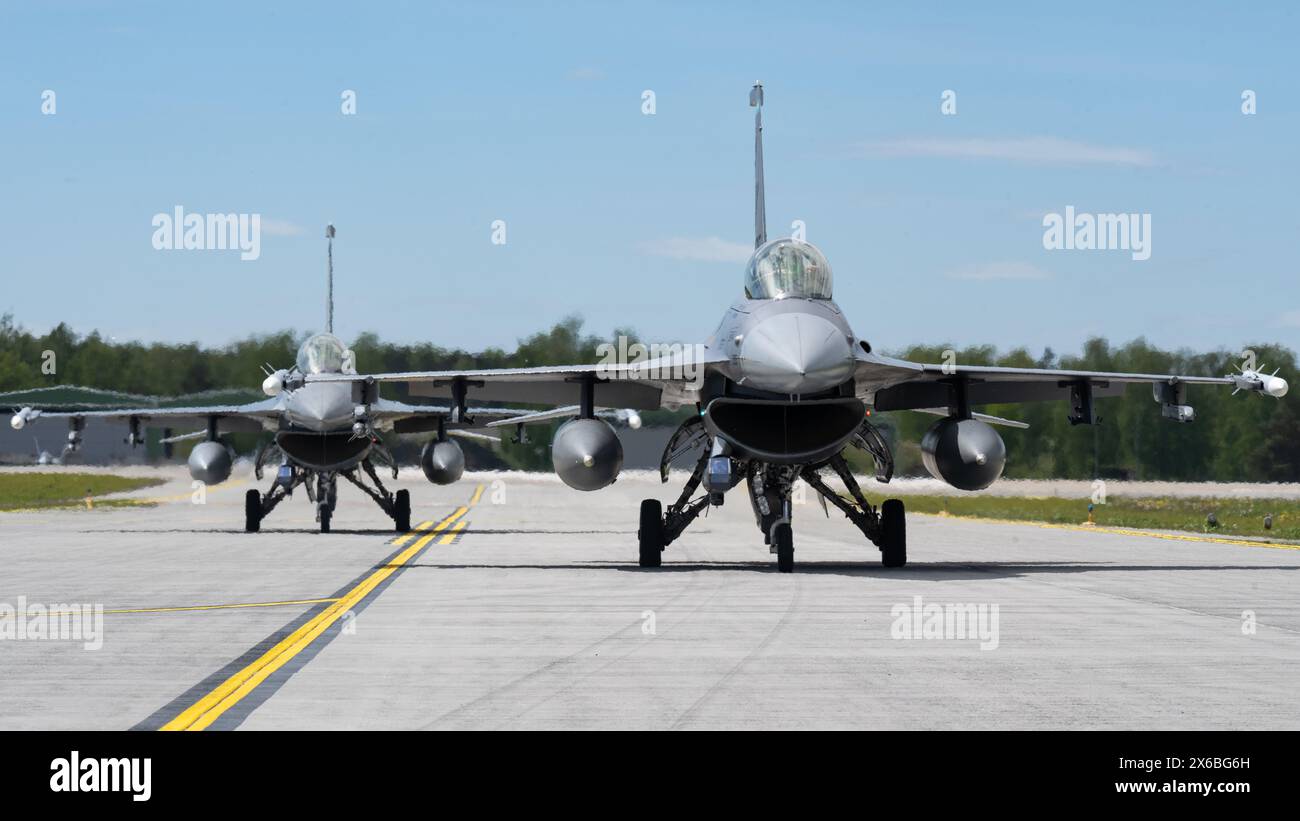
[921,512,1300,550]
[159,484,486,731]
[0,598,342,621]
[438,517,470,545]
[392,520,436,547]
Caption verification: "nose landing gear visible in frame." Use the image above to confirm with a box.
[315,473,337,533]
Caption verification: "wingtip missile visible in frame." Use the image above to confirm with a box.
[10,406,37,430]
[262,369,290,397]
[1231,369,1289,398]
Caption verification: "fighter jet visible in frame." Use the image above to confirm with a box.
[305,85,1289,571]
[7,226,535,533]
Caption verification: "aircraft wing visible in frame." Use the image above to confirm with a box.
[311,351,723,411]
[368,399,566,433]
[8,398,285,434]
[854,351,1288,419]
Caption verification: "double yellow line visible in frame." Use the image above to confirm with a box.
[161,486,481,731]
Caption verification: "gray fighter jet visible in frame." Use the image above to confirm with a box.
[306,85,1289,571]
[8,226,532,533]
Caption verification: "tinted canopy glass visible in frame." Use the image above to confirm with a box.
[296,333,349,374]
[744,239,833,300]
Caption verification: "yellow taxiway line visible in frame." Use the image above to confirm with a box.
[160,485,483,731]
[0,597,341,621]
[438,517,470,544]
[391,519,435,548]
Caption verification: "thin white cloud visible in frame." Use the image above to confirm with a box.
[947,261,1052,281]
[568,66,604,81]
[639,236,752,263]
[859,136,1157,168]
[260,219,306,237]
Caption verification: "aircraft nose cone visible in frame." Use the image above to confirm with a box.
[287,383,355,430]
[739,312,855,394]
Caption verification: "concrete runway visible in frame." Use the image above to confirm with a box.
[1,467,1298,730]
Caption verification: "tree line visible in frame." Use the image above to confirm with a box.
[1,314,1296,481]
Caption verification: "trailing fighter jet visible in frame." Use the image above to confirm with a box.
[305,85,1288,571]
[7,226,534,533]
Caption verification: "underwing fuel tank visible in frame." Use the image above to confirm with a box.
[421,439,465,485]
[188,441,233,485]
[551,418,623,491]
[921,417,1006,491]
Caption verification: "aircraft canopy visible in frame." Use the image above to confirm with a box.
[744,239,833,300]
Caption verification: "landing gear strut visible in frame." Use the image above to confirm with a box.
[316,473,336,533]
[748,464,798,572]
[341,459,411,532]
[244,456,412,534]
[639,426,910,570]
[802,454,907,568]
[245,463,306,532]
[637,451,711,568]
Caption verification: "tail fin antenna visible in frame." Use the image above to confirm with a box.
[325,223,336,333]
[750,83,766,249]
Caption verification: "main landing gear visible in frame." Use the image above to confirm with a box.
[801,454,907,568]
[637,450,908,571]
[638,450,711,568]
[243,458,412,534]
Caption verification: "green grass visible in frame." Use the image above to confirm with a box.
[887,494,1300,541]
[0,473,165,511]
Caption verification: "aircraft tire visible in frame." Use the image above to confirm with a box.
[319,504,332,534]
[244,489,261,533]
[881,499,906,567]
[638,498,663,567]
[394,489,411,532]
[774,522,794,572]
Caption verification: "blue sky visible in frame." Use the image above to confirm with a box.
[2,1,1297,358]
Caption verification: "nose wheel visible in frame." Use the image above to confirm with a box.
[773,522,794,572]
[316,473,337,533]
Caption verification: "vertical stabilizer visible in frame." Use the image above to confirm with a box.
[325,223,335,333]
[750,83,766,249]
